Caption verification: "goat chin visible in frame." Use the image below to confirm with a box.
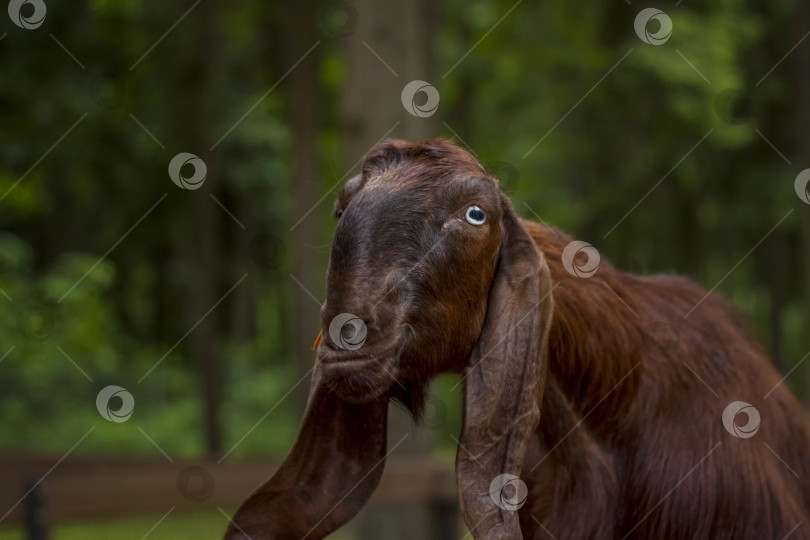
[319,348,401,403]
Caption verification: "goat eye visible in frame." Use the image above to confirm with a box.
[465,205,486,226]
[336,210,343,219]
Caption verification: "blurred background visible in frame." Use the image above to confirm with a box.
[1,0,809,538]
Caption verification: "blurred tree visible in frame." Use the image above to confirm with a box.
[188,0,225,458]
[798,0,810,403]
[289,0,324,410]
[341,0,438,456]
[338,0,446,538]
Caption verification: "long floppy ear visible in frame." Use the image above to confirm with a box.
[224,364,389,540]
[455,196,553,539]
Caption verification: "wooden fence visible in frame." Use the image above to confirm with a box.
[0,454,459,539]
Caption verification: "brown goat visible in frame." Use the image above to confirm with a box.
[225,139,810,539]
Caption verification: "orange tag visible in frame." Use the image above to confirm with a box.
[312,330,322,350]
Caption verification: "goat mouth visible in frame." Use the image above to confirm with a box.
[318,344,403,404]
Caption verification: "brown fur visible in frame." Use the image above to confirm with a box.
[225,139,810,540]
[525,220,810,539]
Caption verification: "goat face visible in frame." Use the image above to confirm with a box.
[319,170,504,405]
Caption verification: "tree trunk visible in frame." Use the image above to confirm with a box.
[342,0,437,160]
[340,1,447,538]
[798,0,810,405]
[767,232,785,371]
[229,192,255,342]
[289,0,323,410]
[190,1,223,457]
[342,0,437,457]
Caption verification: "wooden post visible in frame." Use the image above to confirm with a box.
[24,479,48,540]
[428,498,459,540]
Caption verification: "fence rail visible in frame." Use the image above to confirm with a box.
[0,454,459,537]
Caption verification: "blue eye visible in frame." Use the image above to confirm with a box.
[465,206,486,225]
